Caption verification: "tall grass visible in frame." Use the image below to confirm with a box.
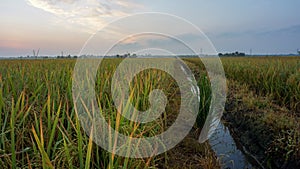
[222,57,300,112]
[2,57,299,168]
[185,57,300,113]
[0,58,213,168]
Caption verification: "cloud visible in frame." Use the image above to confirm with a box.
[111,33,210,55]
[210,24,300,54]
[258,25,300,36]
[214,24,300,39]
[26,0,144,33]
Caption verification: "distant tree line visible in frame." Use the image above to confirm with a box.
[218,51,246,57]
[57,55,77,59]
[115,53,137,58]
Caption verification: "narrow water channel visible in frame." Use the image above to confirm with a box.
[209,122,255,169]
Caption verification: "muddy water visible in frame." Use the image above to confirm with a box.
[209,122,256,169]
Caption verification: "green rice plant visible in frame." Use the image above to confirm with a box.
[0,58,220,168]
[221,57,300,113]
[10,97,16,169]
[31,118,54,168]
[85,126,94,169]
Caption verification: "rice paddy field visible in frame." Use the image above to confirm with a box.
[0,57,299,168]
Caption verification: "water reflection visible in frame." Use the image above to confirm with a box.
[209,122,254,169]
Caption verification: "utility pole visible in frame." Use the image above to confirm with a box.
[33,48,40,57]
[37,48,40,57]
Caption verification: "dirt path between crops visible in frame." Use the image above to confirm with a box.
[158,59,298,169]
[223,80,300,169]
[160,60,300,169]
[155,94,219,169]
[163,59,300,169]
[156,129,219,169]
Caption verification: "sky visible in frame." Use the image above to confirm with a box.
[1,0,300,57]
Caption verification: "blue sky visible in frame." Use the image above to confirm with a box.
[1,0,300,56]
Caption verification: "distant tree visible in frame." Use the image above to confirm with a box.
[239,52,246,56]
[298,49,300,55]
[218,51,245,57]
[124,53,130,57]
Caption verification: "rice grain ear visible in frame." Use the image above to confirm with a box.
[10,97,16,169]
[31,125,54,169]
[85,125,94,169]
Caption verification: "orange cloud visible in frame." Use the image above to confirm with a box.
[26,0,144,34]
